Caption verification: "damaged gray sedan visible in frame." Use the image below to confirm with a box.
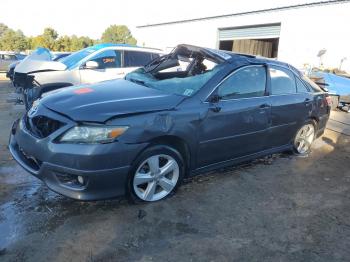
[9,44,330,202]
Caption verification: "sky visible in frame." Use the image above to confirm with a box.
[1,0,321,39]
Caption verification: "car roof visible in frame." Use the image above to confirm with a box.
[176,44,301,76]
[90,43,163,53]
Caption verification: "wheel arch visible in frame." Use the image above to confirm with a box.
[146,135,192,175]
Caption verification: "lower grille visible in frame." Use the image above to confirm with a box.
[25,115,64,138]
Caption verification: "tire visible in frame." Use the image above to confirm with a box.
[127,145,185,202]
[293,120,316,155]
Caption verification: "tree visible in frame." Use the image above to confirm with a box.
[29,27,58,50]
[101,25,137,45]
[55,35,72,51]
[0,29,28,51]
[41,27,58,50]
[69,35,94,51]
[0,23,9,38]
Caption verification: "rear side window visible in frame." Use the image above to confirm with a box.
[124,51,154,67]
[303,76,324,92]
[296,77,309,93]
[269,67,296,95]
[3,54,16,60]
[218,66,266,100]
[89,50,121,69]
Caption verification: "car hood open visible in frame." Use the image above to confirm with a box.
[41,79,184,122]
[15,48,67,74]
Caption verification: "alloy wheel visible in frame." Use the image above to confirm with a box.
[294,124,315,154]
[133,154,180,201]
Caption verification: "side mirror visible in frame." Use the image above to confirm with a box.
[209,94,221,103]
[84,61,99,69]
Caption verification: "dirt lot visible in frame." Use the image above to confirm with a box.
[0,80,349,262]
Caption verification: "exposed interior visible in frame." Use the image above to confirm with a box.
[125,45,225,96]
[219,38,279,58]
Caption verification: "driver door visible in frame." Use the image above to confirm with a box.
[79,50,123,84]
[197,65,271,167]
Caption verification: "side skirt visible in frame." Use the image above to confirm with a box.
[190,144,292,176]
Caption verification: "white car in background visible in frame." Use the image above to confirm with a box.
[13,44,163,109]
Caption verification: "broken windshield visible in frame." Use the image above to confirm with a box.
[126,45,225,96]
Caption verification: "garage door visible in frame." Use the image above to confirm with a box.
[219,23,281,41]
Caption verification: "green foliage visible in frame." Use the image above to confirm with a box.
[69,35,95,51]
[0,29,28,51]
[0,24,137,52]
[29,27,58,50]
[0,23,9,37]
[101,25,137,45]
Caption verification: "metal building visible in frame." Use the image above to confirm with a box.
[136,0,350,71]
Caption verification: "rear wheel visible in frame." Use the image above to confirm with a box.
[293,122,316,155]
[128,146,184,202]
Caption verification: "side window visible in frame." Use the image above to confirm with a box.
[3,54,16,60]
[151,53,160,60]
[269,67,296,95]
[218,66,266,100]
[124,51,153,67]
[296,77,309,93]
[89,50,121,69]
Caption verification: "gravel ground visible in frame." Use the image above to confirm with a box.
[0,80,349,262]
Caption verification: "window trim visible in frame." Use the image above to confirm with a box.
[206,64,268,102]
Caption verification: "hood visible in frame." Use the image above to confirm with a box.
[15,60,67,74]
[14,47,67,74]
[41,79,184,122]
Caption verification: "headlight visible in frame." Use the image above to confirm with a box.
[59,125,128,144]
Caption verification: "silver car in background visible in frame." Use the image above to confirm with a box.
[13,44,163,109]
[0,52,26,72]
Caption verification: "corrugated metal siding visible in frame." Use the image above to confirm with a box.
[219,25,281,40]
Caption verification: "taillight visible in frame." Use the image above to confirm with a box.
[325,96,332,107]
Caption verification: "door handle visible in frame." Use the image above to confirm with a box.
[116,72,125,75]
[304,98,312,106]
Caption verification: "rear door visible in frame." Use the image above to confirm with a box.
[266,65,313,148]
[79,49,123,84]
[197,65,271,167]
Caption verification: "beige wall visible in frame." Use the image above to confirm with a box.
[136,2,350,71]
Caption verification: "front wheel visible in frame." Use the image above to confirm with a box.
[128,146,185,202]
[293,122,316,155]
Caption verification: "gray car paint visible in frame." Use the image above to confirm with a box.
[8,45,330,200]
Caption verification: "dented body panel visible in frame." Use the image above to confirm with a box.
[9,44,330,200]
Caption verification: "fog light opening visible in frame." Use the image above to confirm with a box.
[77,176,84,185]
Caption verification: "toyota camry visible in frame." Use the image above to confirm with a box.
[9,44,331,202]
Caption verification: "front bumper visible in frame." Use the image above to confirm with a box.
[8,112,147,200]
